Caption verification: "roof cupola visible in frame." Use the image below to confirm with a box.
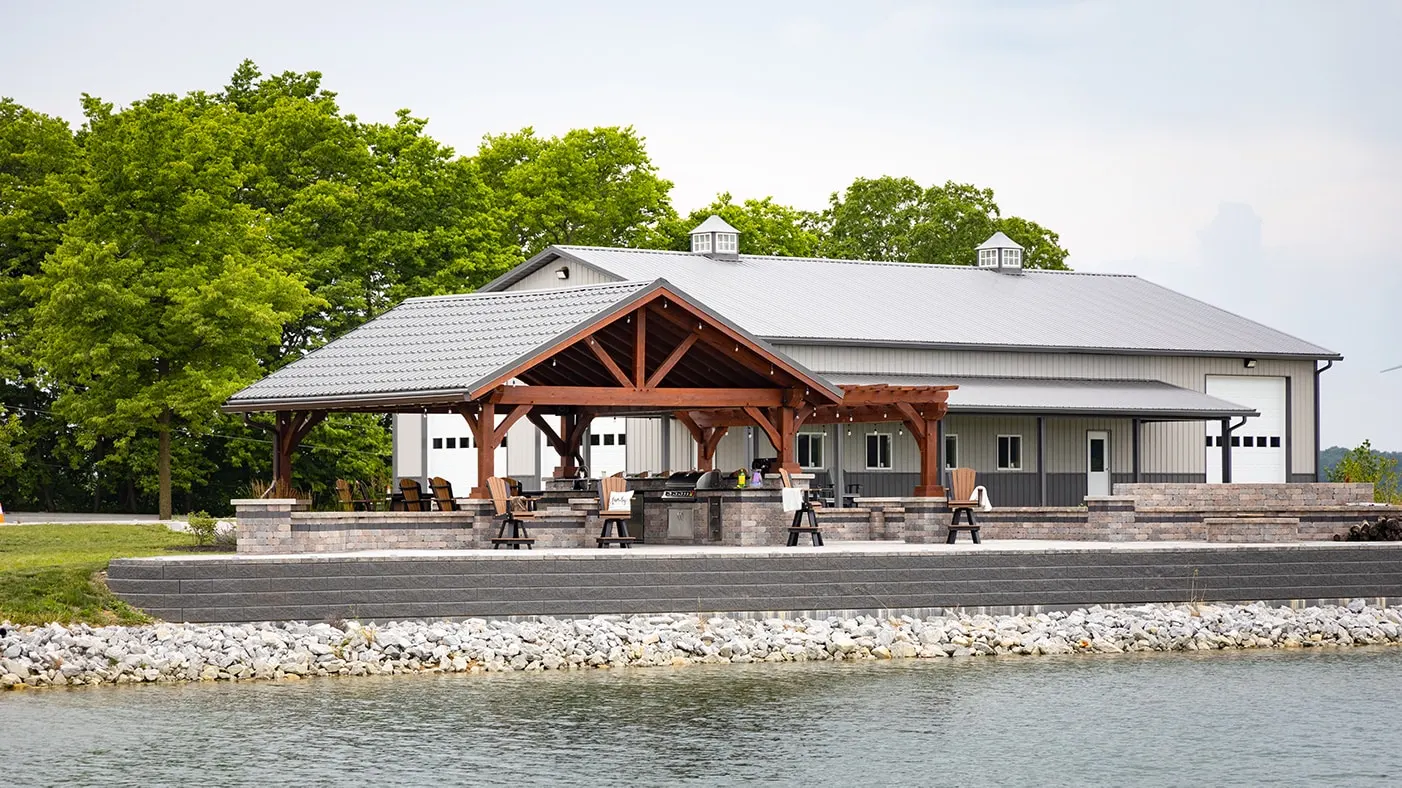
[977,231,1024,274]
[689,215,740,261]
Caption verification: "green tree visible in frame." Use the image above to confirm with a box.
[653,193,821,257]
[1327,440,1401,503]
[27,92,318,519]
[0,99,86,512]
[817,176,1069,269]
[477,126,675,256]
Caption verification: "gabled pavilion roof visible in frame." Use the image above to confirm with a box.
[224,279,845,413]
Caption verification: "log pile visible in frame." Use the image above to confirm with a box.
[1336,517,1402,541]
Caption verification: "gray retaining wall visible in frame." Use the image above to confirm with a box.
[107,544,1402,623]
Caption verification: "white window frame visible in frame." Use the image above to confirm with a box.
[798,432,825,469]
[866,432,892,470]
[944,433,958,469]
[716,233,737,253]
[692,233,712,253]
[997,434,1022,471]
[979,249,999,267]
[1002,248,1021,267]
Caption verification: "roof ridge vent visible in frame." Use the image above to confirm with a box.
[689,215,740,261]
[976,231,1024,274]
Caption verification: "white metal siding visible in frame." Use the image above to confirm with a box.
[506,261,619,292]
[777,345,1317,476]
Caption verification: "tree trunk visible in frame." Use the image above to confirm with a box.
[158,409,172,520]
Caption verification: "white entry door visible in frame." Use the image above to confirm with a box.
[1087,431,1111,496]
[1205,376,1287,483]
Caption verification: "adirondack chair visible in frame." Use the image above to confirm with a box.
[779,468,824,547]
[596,475,636,548]
[335,479,356,512]
[429,476,458,512]
[946,467,982,544]
[399,478,432,512]
[488,476,535,549]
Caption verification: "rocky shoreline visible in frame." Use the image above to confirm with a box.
[3,600,1400,688]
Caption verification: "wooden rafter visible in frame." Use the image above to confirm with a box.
[585,336,632,388]
[493,404,533,445]
[645,332,699,388]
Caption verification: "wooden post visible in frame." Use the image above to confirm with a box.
[777,406,799,473]
[913,418,944,498]
[269,410,326,500]
[464,402,491,498]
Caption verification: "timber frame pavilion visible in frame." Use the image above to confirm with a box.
[224,280,955,500]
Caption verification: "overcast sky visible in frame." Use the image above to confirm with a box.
[5,0,1399,451]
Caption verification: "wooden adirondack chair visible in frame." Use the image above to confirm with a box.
[946,467,982,544]
[779,468,824,547]
[399,478,432,512]
[335,479,355,512]
[429,476,458,512]
[596,475,636,548]
[488,476,535,549]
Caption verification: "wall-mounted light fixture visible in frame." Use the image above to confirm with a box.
[555,266,570,280]
[1243,358,1257,369]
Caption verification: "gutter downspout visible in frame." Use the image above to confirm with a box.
[1222,416,1248,484]
[1314,360,1334,481]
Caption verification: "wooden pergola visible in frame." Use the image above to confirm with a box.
[226,281,955,499]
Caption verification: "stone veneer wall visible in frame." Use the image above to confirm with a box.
[234,499,593,554]
[830,483,1400,544]
[1112,483,1376,509]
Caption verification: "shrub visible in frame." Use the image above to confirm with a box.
[1328,440,1401,503]
[188,510,218,545]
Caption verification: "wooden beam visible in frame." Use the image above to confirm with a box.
[457,405,480,436]
[840,385,954,405]
[673,410,705,445]
[894,402,928,443]
[527,410,566,455]
[743,405,782,452]
[645,332,699,389]
[634,307,646,387]
[492,404,532,446]
[494,385,784,408]
[586,336,633,389]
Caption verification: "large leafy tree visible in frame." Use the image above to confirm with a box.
[477,126,675,256]
[27,92,318,519]
[818,176,1069,270]
[0,99,86,511]
[653,193,820,257]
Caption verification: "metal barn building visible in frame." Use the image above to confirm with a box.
[391,219,1340,506]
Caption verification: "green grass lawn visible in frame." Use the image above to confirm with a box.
[0,523,205,626]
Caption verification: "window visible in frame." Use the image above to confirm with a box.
[692,233,712,253]
[618,433,627,446]
[590,434,601,446]
[500,435,507,448]
[461,436,472,448]
[716,233,737,253]
[445,437,456,449]
[979,249,999,267]
[603,434,615,446]
[997,435,1022,470]
[1270,436,1281,448]
[866,433,892,469]
[432,438,443,449]
[798,433,825,469]
[1002,248,1021,267]
[1242,436,1254,447]
[1230,436,1240,447]
[944,434,958,469]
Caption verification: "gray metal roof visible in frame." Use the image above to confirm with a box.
[226,281,651,410]
[977,231,1023,250]
[225,279,846,411]
[823,373,1258,419]
[484,247,1339,359]
[690,215,739,234]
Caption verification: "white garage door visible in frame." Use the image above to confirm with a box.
[1205,376,1286,483]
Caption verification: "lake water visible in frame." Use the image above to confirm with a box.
[3,648,1400,787]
